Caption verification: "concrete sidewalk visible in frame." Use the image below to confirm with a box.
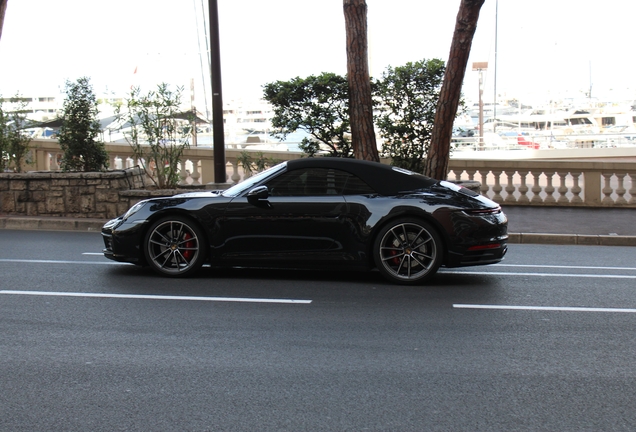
[502,206,636,246]
[1,206,635,246]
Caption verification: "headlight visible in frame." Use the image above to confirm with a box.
[122,200,147,221]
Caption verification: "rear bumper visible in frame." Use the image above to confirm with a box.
[445,239,508,268]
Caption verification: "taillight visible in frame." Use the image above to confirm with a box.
[463,207,501,216]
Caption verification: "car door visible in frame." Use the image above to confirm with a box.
[217,167,349,265]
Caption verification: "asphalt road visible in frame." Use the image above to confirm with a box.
[1,230,636,431]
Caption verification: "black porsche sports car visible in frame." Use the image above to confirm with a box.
[102,158,508,284]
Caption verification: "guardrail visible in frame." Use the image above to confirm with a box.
[27,139,303,186]
[22,139,636,207]
[449,159,635,207]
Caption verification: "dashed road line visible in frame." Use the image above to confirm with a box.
[454,304,636,313]
[0,290,312,304]
[494,263,636,271]
[0,258,124,265]
[441,270,636,279]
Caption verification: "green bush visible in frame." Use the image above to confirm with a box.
[58,77,109,172]
[118,84,192,189]
[0,94,32,173]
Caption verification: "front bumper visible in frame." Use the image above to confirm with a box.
[101,217,146,264]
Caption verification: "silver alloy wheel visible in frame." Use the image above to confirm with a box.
[146,219,202,275]
[377,221,439,282]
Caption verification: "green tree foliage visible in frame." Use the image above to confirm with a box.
[118,83,192,189]
[58,77,109,172]
[374,59,445,173]
[0,94,32,172]
[263,73,353,158]
[237,150,279,176]
[263,61,449,169]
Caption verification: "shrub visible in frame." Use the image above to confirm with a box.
[118,84,192,189]
[58,77,109,172]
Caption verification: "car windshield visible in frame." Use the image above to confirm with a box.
[222,162,288,197]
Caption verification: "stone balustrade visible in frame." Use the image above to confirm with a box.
[3,139,634,219]
[449,159,635,207]
[28,139,302,187]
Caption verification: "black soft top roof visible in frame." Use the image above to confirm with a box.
[286,158,437,195]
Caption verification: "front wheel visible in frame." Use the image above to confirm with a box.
[373,218,443,285]
[144,216,207,277]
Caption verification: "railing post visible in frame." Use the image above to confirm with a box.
[200,158,215,185]
[491,170,503,203]
[479,170,490,197]
[601,172,614,205]
[544,172,556,204]
[229,160,240,183]
[518,171,530,203]
[582,170,601,206]
[178,161,190,186]
[190,159,201,186]
[36,148,50,171]
[530,172,543,203]
[504,171,517,203]
[557,172,569,204]
[614,173,627,204]
[570,172,583,204]
[50,152,60,170]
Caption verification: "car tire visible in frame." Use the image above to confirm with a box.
[144,215,207,277]
[373,217,443,285]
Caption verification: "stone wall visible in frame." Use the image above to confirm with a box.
[0,168,149,219]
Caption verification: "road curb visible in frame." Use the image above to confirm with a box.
[508,232,636,246]
[0,216,106,232]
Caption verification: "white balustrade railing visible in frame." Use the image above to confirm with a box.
[23,139,636,207]
[448,160,635,207]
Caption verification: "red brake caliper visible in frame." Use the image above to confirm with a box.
[390,240,400,265]
[182,233,193,261]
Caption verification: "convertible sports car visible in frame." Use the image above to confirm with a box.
[102,158,508,284]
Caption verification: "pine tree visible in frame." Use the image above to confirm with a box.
[58,77,109,172]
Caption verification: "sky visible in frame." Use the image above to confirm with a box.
[1,0,635,112]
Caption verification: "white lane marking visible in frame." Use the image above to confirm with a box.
[454,304,636,313]
[0,290,312,304]
[440,270,636,279]
[0,258,125,265]
[82,252,104,256]
[494,264,636,271]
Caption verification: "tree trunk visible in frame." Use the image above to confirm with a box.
[0,0,8,42]
[424,0,484,179]
[343,0,379,162]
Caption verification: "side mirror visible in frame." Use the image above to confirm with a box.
[247,185,269,201]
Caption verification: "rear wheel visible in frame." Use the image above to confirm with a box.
[373,218,443,285]
[144,216,207,277]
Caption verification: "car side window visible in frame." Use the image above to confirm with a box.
[267,168,375,197]
[341,174,376,195]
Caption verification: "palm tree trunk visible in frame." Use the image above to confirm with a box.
[0,0,8,42]
[343,0,379,161]
[424,0,484,179]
